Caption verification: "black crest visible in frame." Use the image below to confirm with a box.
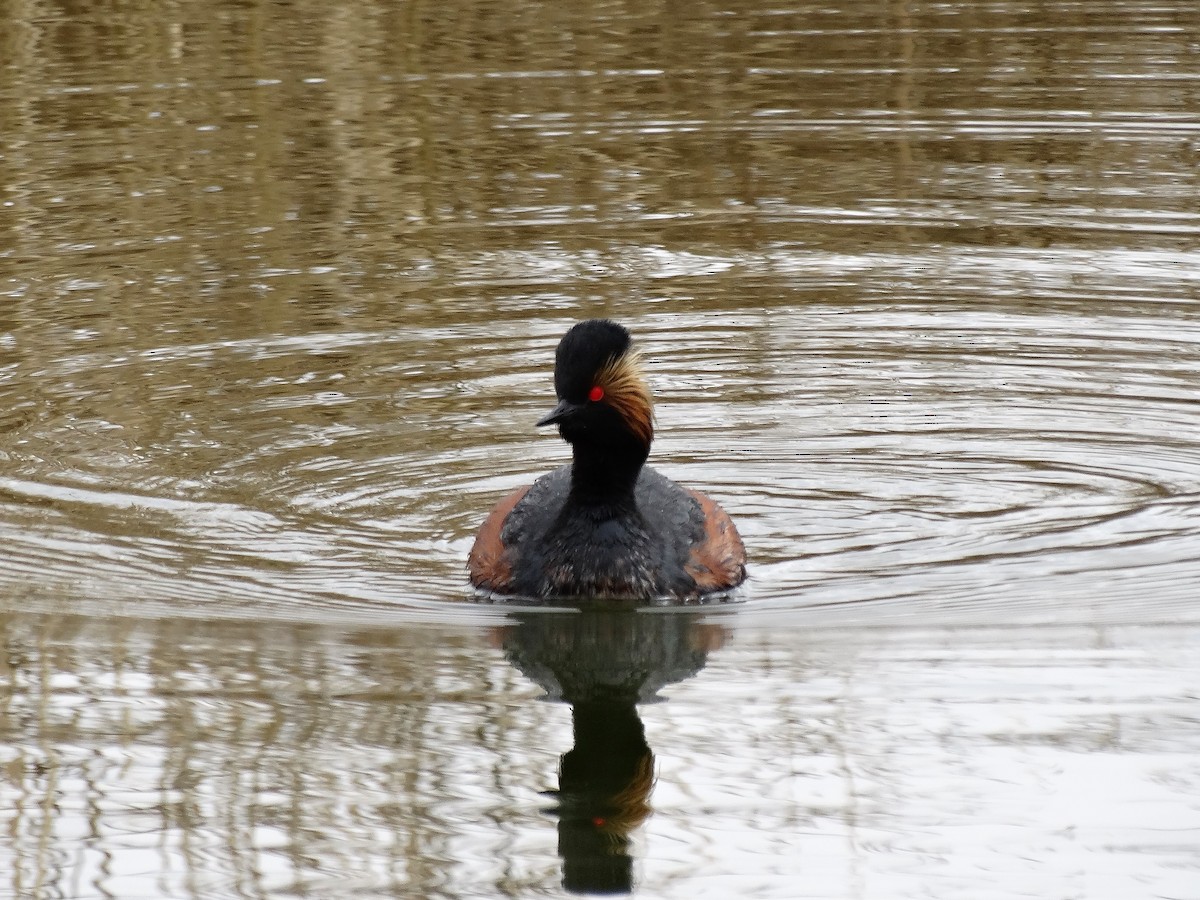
[553,319,631,402]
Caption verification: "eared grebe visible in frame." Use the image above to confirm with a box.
[469,319,746,600]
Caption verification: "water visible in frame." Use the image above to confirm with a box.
[2,0,1200,896]
[6,613,1198,899]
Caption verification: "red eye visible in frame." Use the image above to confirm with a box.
[588,385,604,402]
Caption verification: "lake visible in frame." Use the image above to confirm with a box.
[2,0,1199,897]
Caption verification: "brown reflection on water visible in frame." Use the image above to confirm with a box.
[1,0,1199,612]
[4,0,1197,307]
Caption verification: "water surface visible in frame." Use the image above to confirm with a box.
[2,0,1199,896]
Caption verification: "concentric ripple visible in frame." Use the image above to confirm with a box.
[4,278,1200,627]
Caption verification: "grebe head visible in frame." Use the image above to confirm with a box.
[536,319,654,451]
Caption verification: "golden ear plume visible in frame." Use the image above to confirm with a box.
[595,349,654,446]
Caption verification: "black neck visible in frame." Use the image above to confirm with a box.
[567,437,649,508]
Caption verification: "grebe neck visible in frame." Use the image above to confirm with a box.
[567,438,649,509]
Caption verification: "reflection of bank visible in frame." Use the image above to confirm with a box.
[497,609,727,895]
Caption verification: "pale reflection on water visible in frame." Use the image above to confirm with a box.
[2,613,1197,899]
[3,0,1200,895]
